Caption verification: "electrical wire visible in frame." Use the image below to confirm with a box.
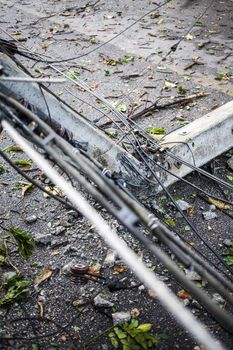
[2,118,225,350]
[1,94,233,332]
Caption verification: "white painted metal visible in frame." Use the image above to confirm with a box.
[161,100,233,187]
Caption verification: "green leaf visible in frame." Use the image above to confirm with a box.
[223,256,233,266]
[105,58,118,66]
[119,55,134,64]
[146,127,165,135]
[114,326,127,339]
[90,36,97,44]
[109,333,119,348]
[195,21,204,27]
[9,227,35,260]
[0,273,30,305]
[137,324,153,333]
[165,218,176,227]
[31,344,39,350]
[223,247,233,266]
[13,160,32,167]
[4,145,22,152]
[0,255,5,265]
[0,165,5,175]
[177,86,187,95]
[226,175,233,184]
[105,70,111,76]
[128,319,139,330]
[66,70,80,80]
[118,103,127,113]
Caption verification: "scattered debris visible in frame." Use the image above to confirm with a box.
[175,199,192,211]
[94,295,114,308]
[34,267,53,288]
[112,311,131,325]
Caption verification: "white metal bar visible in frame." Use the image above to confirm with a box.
[0,77,66,83]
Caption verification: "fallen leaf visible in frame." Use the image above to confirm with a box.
[177,289,192,301]
[66,70,80,80]
[146,127,165,135]
[11,31,21,36]
[21,183,33,197]
[185,33,193,40]
[37,299,44,317]
[34,267,53,287]
[157,18,165,25]
[4,145,22,152]
[9,227,35,260]
[113,265,128,273]
[88,265,101,276]
[208,197,231,210]
[164,81,176,89]
[13,160,32,167]
[187,207,194,217]
[50,250,60,256]
[44,186,63,198]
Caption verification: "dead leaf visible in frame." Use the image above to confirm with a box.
[164,81,176,89]
[44,186,63,198]
[21,183,33,197]
[187,207,194,217]
[186,33,193,40]
[177,289,192,301]
[11,31,21,36]
[208,197,231,210]
[113,265,128,273]
[4,145,22,152]
[88,265,100,276]
[50,250,60,256]
[37,300,44,317]
[34,267,53,287]
[91,83,98,90]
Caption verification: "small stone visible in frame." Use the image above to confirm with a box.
[103,249,117,267]
[227,156,233,171]
[182,299,190,307]
[223,239,233,247]
[138,285,145,291]
[94,295,114,308]
[209,204,216,211]
[185,270,202,281]
[202,211,217,220]
[175,200,192,211]
[105,128,118,138]
[25,215,37,224]
[112,311,131,325]
[62,259,77,274]
[34,233,52,245]
[212,293,225,305]
[148,290,157,298]
[54,226,66,236]
[191,299,202,310]
[59,220,71,228]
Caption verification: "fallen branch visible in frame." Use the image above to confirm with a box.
[129,92,209,122]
